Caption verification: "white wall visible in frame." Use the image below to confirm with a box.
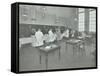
[0,0,99,76]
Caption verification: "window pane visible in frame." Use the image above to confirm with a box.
[78,8,85,32]
[89,9,96,32]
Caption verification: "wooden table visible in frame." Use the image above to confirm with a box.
[38,44,60,69]
[66,39,84,55]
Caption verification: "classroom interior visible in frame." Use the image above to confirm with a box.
[19,5,96,71]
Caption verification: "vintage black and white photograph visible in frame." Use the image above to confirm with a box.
[18,3,97,72]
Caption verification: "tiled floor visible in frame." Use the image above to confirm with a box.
[19,40,96,71]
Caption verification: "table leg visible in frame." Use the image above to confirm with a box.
[83,43,86,56]
[46,53,48,70]
[59,48,60,60]
[82,44,85,56]
[73,45,76,55]
[73,45,74,55]
[78,45,81,55]
[40,51,41,64]
[66,44,68,52]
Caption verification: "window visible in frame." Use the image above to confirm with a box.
[78,8,85,32]
[89,9,96,32]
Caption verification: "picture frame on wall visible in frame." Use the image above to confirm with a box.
[11,2,98,73]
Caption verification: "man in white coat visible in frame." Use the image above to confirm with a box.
[35,29,44,46]
[61,29,69,39]
[48,29,56,42]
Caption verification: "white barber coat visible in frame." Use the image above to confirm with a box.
[35,30,44,46]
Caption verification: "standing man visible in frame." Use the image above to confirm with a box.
[48,29,56,42]
[35,29,44,46]
[56,28,62,40]
[61,28,69,39]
